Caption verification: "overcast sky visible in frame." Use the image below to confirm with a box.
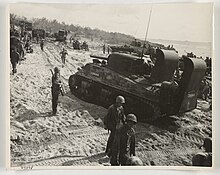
[10,3,213,42]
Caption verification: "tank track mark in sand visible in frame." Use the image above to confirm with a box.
[136,131,204,150]
[174,132,204,145]
[134,147,200,166]
[20,147,199,167]
[20,152,106,167]
[136,147,199,159]
[67,127,108,138]
[11,127,108,164]
[45,43,76,75]
[41,48,54,67]
[19,155,85,167]
[39,44,74,84]
[17,127,108,153]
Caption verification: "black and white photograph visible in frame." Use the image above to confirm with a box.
[8,2,213,169]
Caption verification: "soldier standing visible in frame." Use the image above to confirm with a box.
[103,44,106,54]
[36,34,39,44]
[40,39,44,51]
[126,156,143,166]
[10,48,20,74]
[110,114,137,166]
[192,138,212,166]
[107,45,110,54]
[104,96,126,156]
[201,79,210,101]
[51,67,62,115]
[60,48,68,65]
[69,36,72,43]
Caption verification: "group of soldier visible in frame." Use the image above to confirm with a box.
[10,29,45,74]
[10,29,26,74]
[10,27,72,74]
[72,39,89,51]
[103,44,111,54]
[104,96,139,165]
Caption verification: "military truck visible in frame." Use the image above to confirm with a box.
[32,29,46,39]
[69,49,207,121]
[56,29,67,42]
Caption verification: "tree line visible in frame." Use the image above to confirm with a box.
[10,13,137,45]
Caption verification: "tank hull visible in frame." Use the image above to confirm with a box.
[69,50,207,122]
[69,73,160,121]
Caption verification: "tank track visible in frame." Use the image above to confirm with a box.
[16,127,108,154]
[69,74,161,121]
[174,132,204,145]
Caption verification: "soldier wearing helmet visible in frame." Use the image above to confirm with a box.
[10,47,20,75]
[51,67,62,115]
[40,39,44,51]
[192,137,212,166]
[104,95,126,156]
[126,156,143,166]
[110,113,137,166]
[60,48,68,65]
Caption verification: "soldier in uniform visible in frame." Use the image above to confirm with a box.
[103,44,106,54]
[200,79,210,101]
[192,138,212,166]
[36,34,39,44]
[60,48,68,65]
[51,67,62,115]
[10,48,20,74]
[40,39,44,51]
[104,96,126,156]
[107,45,110,54]
[69,36,72,43]
[110,114,137,166]
[126,156,143,166]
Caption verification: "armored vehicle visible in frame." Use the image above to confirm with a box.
[69,49,207,121]
[56,29,67,42]
[110,39,176,57]
[32,29,46,39]
[19,21,32,31]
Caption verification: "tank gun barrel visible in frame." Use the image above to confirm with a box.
[90,54,108,61]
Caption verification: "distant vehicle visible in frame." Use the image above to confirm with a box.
[81,41,89,51]
[22,21,32,31]
[72,40,89,51]
[32,29,46,39]
[69,49,207,121]
[110,39,176,57]
[10,36,25,59]
[45,31,52,38]
[56,29,67,42]
[19,21,33,37]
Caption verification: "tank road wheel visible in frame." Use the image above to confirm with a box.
[69,75,79,94]
[81,81,101,102]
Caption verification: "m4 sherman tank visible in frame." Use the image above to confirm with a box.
[69,49,207,121]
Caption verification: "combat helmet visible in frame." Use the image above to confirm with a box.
[54,67,60,73]
[192,152,207,166]
[116,95,125,104]
[126,114,137,123]
[126,156,143,166]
